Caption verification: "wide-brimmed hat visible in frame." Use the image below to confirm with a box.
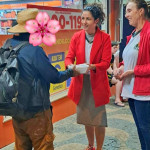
[8,8,39,33]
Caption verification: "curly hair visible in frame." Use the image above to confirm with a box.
[127,0,150,19]
[83,3,105,25]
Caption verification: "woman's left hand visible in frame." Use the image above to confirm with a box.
[120,70,134,80]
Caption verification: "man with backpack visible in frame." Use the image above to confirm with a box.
[4,8,79,150]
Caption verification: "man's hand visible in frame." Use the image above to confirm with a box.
[70,65,80,77]
[67,64,79,77]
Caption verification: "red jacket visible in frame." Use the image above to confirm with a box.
[65,28,111,107]
[126,21,150,95]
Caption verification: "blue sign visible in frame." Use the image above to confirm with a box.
[48,52,64,63]
[66,78,71,87]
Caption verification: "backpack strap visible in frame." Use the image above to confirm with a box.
[13,41,29,54]
[2,40,29,53]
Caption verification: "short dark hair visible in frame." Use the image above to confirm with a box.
[111,41,119,47]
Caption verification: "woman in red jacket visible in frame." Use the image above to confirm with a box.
[115,0,150,150]
[65,3,111,150]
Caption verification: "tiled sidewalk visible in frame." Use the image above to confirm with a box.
[54,99,140,150]
[1,98,140,150]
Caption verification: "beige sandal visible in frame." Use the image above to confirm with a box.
[114,101,125,107]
